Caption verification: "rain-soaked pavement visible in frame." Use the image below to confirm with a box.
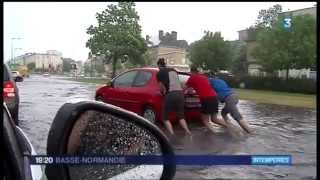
[17,75,316,180]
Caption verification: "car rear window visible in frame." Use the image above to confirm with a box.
[178,74,190,84]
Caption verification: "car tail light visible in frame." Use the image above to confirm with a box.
[184,88,197,95]
[3,81,15,97]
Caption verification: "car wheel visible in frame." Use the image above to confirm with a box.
[143,107,157,124]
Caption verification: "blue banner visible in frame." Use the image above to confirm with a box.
[29,155,292,166]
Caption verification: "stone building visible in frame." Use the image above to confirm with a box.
[13,50,63,72]
[149,30,190,72]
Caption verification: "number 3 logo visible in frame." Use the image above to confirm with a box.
[284,18,292,28]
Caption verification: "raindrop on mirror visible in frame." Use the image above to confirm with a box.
[67,110,164,180]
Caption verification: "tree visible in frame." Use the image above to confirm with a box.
[252,14,316,80]
[188,31,232,71]
[142,50,153,66]
[86,2,147,78]
[255,4,282,29]
[62,58,75,72]
[84,62,91,75]
[93,58,106,74]
[229,42,247,75]
[27,62,36,71]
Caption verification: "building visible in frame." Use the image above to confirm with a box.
[238,6,316,78]
[280,6,316,17]
[149,30,190,72]
[13,50,63,72]
[238,28,261,76]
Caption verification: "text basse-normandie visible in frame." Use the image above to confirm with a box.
[55,157,126,164]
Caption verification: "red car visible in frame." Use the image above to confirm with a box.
[95,67,202,124]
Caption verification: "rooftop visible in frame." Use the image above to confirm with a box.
[279,6,316,14]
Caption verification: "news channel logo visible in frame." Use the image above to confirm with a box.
[283,17,292,31]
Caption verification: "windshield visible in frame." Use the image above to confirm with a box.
[178,74,189,84]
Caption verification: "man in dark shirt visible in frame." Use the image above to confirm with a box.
[156,58,192,139]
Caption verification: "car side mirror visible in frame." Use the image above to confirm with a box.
[45,100,176,180]
[14,76,23,82]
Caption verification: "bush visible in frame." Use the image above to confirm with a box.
[236,76,316,94]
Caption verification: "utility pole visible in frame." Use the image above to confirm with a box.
[11,37,22,65]
[14,48,22,64]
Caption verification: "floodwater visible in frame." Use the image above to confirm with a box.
[17,75,316,179]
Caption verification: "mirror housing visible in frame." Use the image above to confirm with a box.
[45,100,176,180]
[14,76,23,82]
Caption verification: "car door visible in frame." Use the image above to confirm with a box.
[3,104,43,180]
[109,70,138,110]
[126,70,154,113]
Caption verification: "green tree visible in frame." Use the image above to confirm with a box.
[188,31,232,71]
[93,59,106,74]
[86,2,147,78]
[62,58,75,72]
[252,14,316,80]
[255,4,282,29]
[142,50,153,66]
[230,42,247,75]
[84,62,91,75]
[27,62,36,71]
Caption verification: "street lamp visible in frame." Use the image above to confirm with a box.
[14,48,22,64]
[11,37,23,64]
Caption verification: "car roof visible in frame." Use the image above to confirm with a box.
[129,67,191,75]
[130,67,159,72]
[3,64,12,81]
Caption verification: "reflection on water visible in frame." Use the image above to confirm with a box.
[173,101,317,179]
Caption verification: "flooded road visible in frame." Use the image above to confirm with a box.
[17,75,316,179]
[18,75,98,154]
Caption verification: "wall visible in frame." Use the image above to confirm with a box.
[281,7,317,18]
[157,46,186,65]
[278,68,316,79]
[16,53,63,71]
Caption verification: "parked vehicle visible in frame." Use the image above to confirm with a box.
[16,65,30,77]
[3,64,21,125]
[11,70,24,82]
[95,67,202,124]
[4,100,176,180]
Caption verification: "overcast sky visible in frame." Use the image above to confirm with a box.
[3,2,316,62]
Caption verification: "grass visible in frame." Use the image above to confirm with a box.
[233,88,316,109]
[64,78,110,85]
